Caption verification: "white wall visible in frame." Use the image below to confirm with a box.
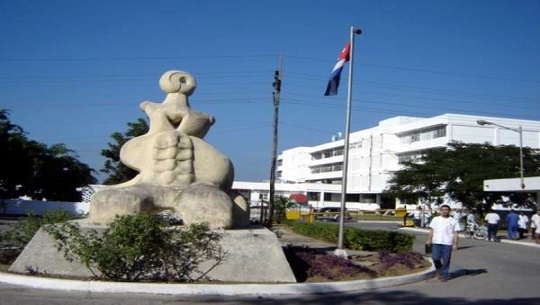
[0,199,89,216]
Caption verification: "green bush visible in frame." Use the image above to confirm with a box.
[45,213,226,282]
[0,210,77,250]
[286,221,414,252]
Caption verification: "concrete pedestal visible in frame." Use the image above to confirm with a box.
[9,224,296,283]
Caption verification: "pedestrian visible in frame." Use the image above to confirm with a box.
[410,206,422,227]
[453,209,462,224]
[484,208,500,242]
[518,212,529,239]
[466,212,477,239]
[531,210,540,244]
[422,209,432,228]
[426,204,460,282]
[505,209,519,240]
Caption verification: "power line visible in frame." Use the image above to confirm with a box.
[281,98,540,121]
[1,97,270,109]
[0,54,278,63]
[285,72,539,104]
[0,70,271,82]
[283,88,540,111]
[361,80,538,103]
[3,52,536,86]
[1,67,536,107]
[285,55,540,84]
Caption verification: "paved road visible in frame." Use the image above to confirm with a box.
[385,227,539,304]
[1,222,539,305]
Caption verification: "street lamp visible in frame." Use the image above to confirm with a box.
[477,120,524,189]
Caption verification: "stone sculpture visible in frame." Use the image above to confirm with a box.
[89,71,249,229]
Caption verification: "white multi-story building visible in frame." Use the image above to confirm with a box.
[273,113,540,209]
[72,113,540,213]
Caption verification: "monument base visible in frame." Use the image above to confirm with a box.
[9,224,296,283]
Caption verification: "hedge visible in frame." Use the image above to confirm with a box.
[285,221,414,252]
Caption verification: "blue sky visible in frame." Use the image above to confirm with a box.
[1,0,539,182]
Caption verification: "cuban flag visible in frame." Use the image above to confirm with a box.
[324,42,351,96]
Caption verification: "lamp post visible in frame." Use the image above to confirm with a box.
[477,120,524,189]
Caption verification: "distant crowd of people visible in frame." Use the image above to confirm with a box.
[409,206,540,244]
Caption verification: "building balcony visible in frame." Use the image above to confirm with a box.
[308,155,343,166]
[308,171,343,181]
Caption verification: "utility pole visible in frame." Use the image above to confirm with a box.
[268,53,283,227]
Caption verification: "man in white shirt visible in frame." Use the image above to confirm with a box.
[531,210,540,244]
[410,207,422,227]
[518,212,529,239]
[466,212,477,238]
[484,209,501,242]
[426,205,460,282]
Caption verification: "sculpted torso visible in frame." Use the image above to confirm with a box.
[89,71,247,229]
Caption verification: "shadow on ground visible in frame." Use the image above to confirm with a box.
[170,291,540,305]
[166,290,540,305]
[451,268,488,279]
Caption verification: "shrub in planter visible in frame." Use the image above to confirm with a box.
[285,221,414,252]
[378,251,426,268]
[45,213,226,282]
[283,245,375,281]
[0,210,77,264]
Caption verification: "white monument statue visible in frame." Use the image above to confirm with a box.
[89,71,249,229]
[10,71,295,283]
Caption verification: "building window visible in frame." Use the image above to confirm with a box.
[307,192,320,201]
[360,194,377,203]
[306,178,342,184]
[324,193,336,201]
[311,147,344,160]
[398,151,425,164]
[346,194,360,202]
[400,125,447,144]
[311,162,343,174]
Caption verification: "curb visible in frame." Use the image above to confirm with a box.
[399,227,540,249]
[0,264,435,296]
[495,238,540,248]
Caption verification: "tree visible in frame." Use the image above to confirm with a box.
[385,142,540,209]
[25,143,97,201]
[0,109,97,201]
[100,118,148,185]
[384,147,449,206]
[273,196,295,223]
[0,109,29,199]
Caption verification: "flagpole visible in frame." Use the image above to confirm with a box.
[336,26,362,254]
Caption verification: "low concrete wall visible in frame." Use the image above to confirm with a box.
[10,224,297,283]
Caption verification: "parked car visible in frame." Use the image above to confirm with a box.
[157,211,184,225]
[316,207,352,222]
